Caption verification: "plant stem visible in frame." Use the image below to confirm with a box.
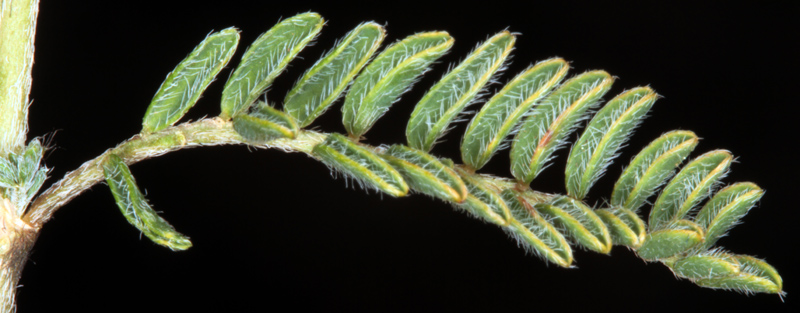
[23,118,326,227]
[1,1,39,311]
[0,198,36,313]
[0,0,38,156]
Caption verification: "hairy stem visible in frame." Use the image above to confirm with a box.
[0,0,38,156]
[1,198,37,313]
[23,118,326,227]
[1,1,39,311]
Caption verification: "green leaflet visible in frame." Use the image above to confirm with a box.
[694,182,763,249]
[17,139,43,185]
[142,28,240,133]
[439,157,456,168]
[24,167,47,208]
[343,32,454,137]
[220,13,324,119]
[455,171,510,225]
[510,71,614,185]
[690,254,783,294]
[459,196,507,226]
[461,58,569,170]
[735,255,783,292]
[649,150,732,231]
[284,22,386,128]
[537,196,611,253]
[501,189,573,267]
[695,274,782,294]
[637,219,704,260]
[312,133,408,197]
[406,31,515,152]
[1,139,49,214]
[102,154,192,250]
[676,218,705,234]
[595,207,646,248]
[0,157,14,188]
[232,102,298,143]
[21,169,47,212]
[566,87,657,200]
[612,130,698,212]
[667,251,740,279]
[381,144,466,203]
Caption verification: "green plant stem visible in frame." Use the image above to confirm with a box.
[23,118,325,227]
[0,205,35,313]
[0,0,38,156]
[1,1,39,311]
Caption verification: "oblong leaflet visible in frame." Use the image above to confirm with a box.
[406,31,515,152]
[381,144,466,203]
[668,252,741,279]
[102,154,191,250]
[221,13,324,119]
[611,130,698,212]
[18,138,43,184]
[461,58,568,170]
[501,189,572,267]
[343,32,454,137]
[566,87,657,199]
[143,28,240,133]
[455,171,510,225]
[537,196,611,253]
[510,71,614,185]
[285,22,386,127]
[233,102,298,143]
[695,274,781,294]
[596,208,645,248]
[637,220,704,260]
[0,157,14,187]
[649,150,732,230]
[735,255,782,292]
[694,182,763,249]
[312,133,408,197]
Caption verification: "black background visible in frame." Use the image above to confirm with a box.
[17,0,797,312]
